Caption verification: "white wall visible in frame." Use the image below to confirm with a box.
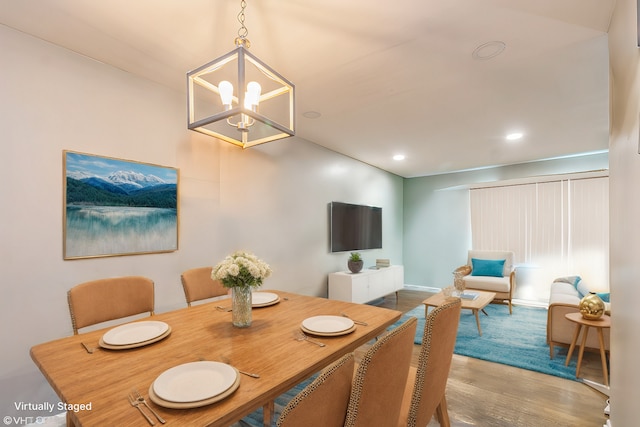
[403,153,609,288]
[608,0,640,424]
[0,25,403,417]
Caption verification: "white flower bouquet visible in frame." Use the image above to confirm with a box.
[212,250,272,288]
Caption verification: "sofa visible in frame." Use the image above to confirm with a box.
[458,250,516,314]
[547,276,611,359]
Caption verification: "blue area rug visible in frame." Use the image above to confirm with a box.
[394,303,579,381]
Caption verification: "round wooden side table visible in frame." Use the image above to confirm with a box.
[564,312,611,386]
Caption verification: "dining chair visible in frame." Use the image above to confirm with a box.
[344,316,418,427]
[180,266,228,307]
[397,298,462,427]
[277,353,355,427]
[67,276,155,335]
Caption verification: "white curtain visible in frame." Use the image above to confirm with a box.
[470,176,609,301]
[568,177,609,289]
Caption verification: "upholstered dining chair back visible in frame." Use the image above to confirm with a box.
[67,276,155,335]
[398,298,462,427]
[344,316,418,427]
[277,353,355,427]
[181,267,228,306]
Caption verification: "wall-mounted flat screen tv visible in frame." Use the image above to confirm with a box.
[330,201,382,252]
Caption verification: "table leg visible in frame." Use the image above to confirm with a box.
[424,304,434,318]
[263,401,274,427]
[576,326,590,378]
[597,328,609,386]
[473,309,482,336]
[565,324,582,366]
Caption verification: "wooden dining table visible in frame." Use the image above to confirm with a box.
[30,290,402,426]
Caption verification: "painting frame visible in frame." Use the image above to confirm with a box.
[63,150,179,260]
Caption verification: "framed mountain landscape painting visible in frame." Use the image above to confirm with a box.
[63,150,179,259]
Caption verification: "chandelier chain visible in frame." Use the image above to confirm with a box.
[237,0,249,39]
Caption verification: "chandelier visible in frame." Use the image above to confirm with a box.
[187,0,295,148]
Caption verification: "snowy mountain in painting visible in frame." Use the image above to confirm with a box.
[106,171,166,191]
[67,170,167,194]
[66,170,94,180]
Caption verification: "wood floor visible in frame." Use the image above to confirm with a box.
[355,289,609,427]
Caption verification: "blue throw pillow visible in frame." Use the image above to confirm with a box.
[597,292,610,303]
[471,258,505,277]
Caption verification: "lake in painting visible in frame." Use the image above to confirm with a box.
[65,206,177,258]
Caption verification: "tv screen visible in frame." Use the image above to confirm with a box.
[330,202,382,252]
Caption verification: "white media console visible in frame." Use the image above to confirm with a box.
[328,265,404,303]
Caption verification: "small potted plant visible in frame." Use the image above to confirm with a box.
[347,252,364,273]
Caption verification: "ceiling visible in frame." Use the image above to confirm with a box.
[0,0,615,178]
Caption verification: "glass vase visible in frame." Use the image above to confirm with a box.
[232,286,252,328]
[453,272,465,296]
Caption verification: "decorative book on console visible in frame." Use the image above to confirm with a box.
[460,291,479,300]
[376,259,390,268]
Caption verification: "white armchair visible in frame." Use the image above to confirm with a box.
[457,250,516,314]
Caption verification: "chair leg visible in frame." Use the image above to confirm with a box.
[549,342,555,359]
[508,300,513,315]
[435,395,451,427]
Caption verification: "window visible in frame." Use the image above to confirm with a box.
[470,175,608,303]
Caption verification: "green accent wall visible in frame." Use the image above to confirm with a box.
[403,153,609,287]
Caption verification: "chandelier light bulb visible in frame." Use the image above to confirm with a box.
[219,81,234,107]
[244,81,262,110]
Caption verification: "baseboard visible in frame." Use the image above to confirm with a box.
[403,284,441,293]
[581,378,610,397]
[513,298,549,308]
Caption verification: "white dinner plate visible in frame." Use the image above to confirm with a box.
[149,373,240,409]
[153,361,239,403]
[301,323,356,337]
[101,321,169,346]
[301,315,354,334]
[252,292,279,307]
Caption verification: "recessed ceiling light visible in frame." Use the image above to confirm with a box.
[472,41,506,60]
[393,154,405,161]
[303,111,322,119]
[506,132,523,141]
